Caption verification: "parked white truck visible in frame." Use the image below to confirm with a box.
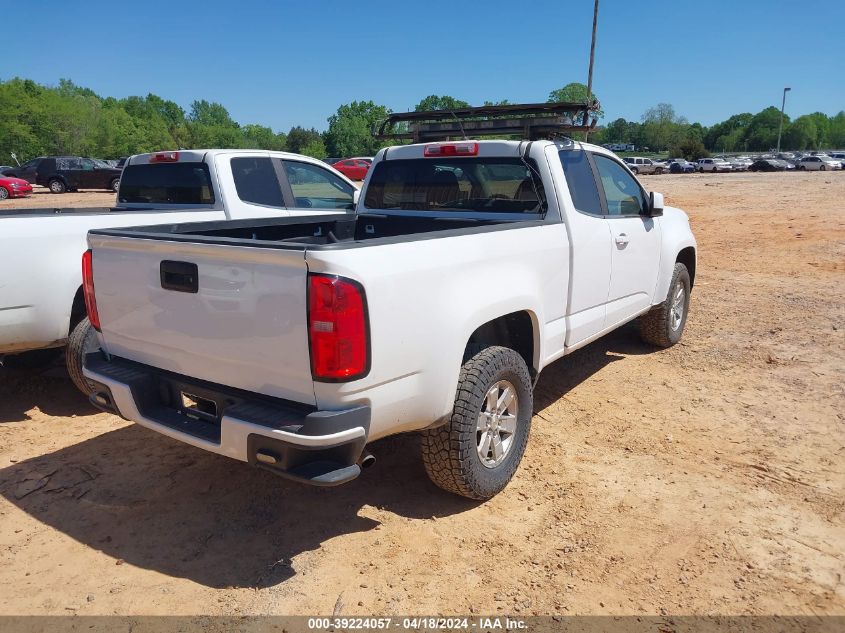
[0,150,357,391]
[82,138,697,500]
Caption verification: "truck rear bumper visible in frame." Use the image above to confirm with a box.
[83,353,370,486]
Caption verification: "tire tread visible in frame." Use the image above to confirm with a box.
[421,346,532,500]
[639,263,690,348]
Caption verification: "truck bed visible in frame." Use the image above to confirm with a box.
[89,213,540,250]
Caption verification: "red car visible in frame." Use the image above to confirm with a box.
[332,158,371,181]
[0,175,33,200]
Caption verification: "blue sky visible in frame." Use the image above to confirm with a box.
[5,0,843,132]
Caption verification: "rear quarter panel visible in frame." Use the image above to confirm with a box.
[306,222,570,440]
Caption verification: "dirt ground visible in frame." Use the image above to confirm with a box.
[0,186,118,209]
[0,172,842,617]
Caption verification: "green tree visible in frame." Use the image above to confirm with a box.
[188,100,238,128]
[324,100,391,157]
[286,126,323,154]
[670,137,709,161]
[743,106,785,151]
[639,103,688,151]
[828,111,845,147]
[300,137,327,159]
[241,124,286,151]
[414,95,471,111]
[782,117,816,150]
[547,82,604,119]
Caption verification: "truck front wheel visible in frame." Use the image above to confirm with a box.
[639,262,691,347]
[421,346,533,500]
[66,317,99,395]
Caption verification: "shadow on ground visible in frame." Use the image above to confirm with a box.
[0,361,99,423]
[0,321,656,589]
[534,321,653,411]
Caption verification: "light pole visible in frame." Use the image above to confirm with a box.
[776,87,791,154]
[583,0,599,140]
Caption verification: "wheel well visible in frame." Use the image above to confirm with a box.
[70,286,86,333]
[676,247,696,287]
[465,311,536,377]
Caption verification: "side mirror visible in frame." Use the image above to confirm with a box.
[352,188,360,206]
[648,191,664,217]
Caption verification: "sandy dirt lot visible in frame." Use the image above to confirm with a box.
[0,186,118,209]
[0,172,843,617]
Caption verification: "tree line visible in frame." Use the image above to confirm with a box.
[1,78,843,165]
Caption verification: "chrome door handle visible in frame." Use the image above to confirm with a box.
[615,233,629,246]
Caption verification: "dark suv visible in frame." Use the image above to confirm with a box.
[7,156,122,193]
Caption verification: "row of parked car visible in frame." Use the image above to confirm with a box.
[621,151,845,176]
[0,156,127,198]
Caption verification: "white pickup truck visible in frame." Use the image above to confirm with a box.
[82,138,697,500]
[0,150,357,391]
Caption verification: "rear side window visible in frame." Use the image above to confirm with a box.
[118,162,215,204]
[231,157,284,207]
[282,160,354,209]
[363,158,544,214]
[56,157,82,170]
[558,151,602,216]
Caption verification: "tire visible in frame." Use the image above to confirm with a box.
[48,178,67,194]
[799,166,805,171]
[631,167,639,175]
[0,186,8,200]
[639,263,691,348]
[110,178,120,192]
[66,317,100,395]
[712,167,718,173]
[421,346,533,500]
[655,168,663,175]
[820,165,826,171]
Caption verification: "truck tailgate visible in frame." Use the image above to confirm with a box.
[89,235,315,406]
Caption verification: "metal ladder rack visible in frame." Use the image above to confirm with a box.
[373,100,599,142]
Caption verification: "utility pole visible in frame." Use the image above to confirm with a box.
[584,0,599,140]
[776,87,791,153]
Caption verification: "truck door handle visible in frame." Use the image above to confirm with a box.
[160,261,198,293]
[615,233,629,246]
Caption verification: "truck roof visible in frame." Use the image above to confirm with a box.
[376,138,615,161]
[126,149,335,168]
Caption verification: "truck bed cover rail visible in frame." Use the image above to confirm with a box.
[374,101,599,142]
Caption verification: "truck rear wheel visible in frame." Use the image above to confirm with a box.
[66,317,99,395]
[421,346,532,500]
[639,262,691,348]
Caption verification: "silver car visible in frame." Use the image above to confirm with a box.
[697,158,734,173]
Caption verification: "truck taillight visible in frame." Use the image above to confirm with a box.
[150,151,179,163]
[308,274,369,381]
[424,142,479,157]
[82,249,101,331]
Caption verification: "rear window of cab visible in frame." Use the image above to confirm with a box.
[118,162,215,204]
[363,157,545,214]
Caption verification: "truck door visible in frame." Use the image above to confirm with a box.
[591,154,661,328]
[557,149,612,347]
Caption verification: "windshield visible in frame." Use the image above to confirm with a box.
[363,157,545,214]
[118,162,215,204]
